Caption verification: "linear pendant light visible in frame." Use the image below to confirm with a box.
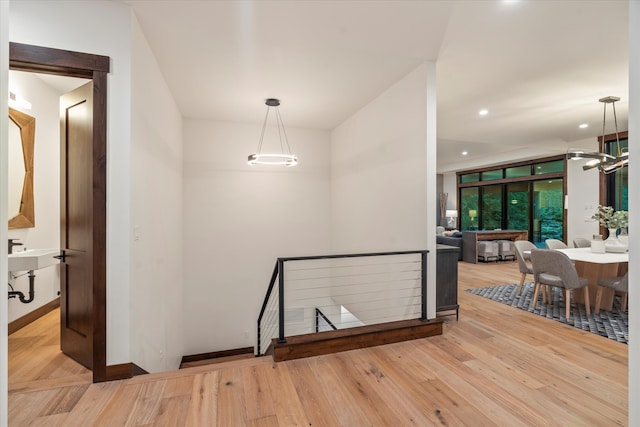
[248,98,298,167]
[567,96,628,174]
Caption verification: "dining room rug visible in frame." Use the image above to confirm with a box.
[465,282,628,344]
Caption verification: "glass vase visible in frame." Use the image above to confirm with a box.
[605,228,627,253]
[617,227,629,250]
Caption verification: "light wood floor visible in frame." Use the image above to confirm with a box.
[8,261,628,426]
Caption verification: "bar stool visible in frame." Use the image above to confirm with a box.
[477,241,499,262]
[496,240,516,261]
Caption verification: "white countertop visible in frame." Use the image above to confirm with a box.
[556,247,628,264]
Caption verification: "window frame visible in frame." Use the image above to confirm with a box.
[456,154,567,242]
[599,131,628,209]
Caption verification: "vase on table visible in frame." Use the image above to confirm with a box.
[591,235,605,253]
[605,228,627,253]
[617,228,629,251]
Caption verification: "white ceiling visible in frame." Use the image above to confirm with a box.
[124,0,629,173]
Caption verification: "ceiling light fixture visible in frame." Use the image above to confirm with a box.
[462,151,468,156]
[248,98,297,167]
[579,123,588,129]
[478,109,489,116]
[567,96,628,174]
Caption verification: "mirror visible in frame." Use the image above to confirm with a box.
[8,107,35,229]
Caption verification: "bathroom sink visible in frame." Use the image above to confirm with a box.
[8,249,60,272]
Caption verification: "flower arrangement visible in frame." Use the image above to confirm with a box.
[592,205,628,229]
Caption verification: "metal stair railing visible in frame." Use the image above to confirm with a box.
[256,249,428,356]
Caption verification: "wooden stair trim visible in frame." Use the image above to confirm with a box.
[180,346,254,366]
[272,318,444,362]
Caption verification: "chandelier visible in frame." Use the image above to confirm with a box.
[248,98,298,167]
[567,96,628,174]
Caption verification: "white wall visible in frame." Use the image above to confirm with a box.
[10,0,133,365]
[129,15,184,372]
[330,64,431,253]
[330,63,437,317]
[182,120,331,355]
[7,70,61,322]
[1,1,10,423]
[628,2,639,424]
[565,137,601,246]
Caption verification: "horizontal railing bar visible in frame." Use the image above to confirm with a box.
[262,329,276,342]
[264,297,279,316]
[286,266,422,276]
[323,305,422,317]
[284,259,421,272]
[334,314,418,326]
[295,294,420,307]
[279,250,428,263]
[262,310,279,322]
[262,325,277,342]
[287,278,420,288]
[300,296,421,308]
[291,280,420,293]
[284,270,422,282]
[355,313,422,324]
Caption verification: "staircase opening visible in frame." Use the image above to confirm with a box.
[257,250,443,361]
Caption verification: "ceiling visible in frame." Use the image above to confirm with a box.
[124,0,629,173]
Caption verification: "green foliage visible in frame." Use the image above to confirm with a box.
[507,191,529,230]
[592,205,628,229]
[539,206,563,241]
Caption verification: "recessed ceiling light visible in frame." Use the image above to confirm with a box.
[579,123,589,129]
[462,151,468,156]
[478,109,489,116]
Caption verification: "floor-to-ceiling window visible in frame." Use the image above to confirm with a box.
[602,133,628,211]
[481,185,502,230]
[532,179,564,244]
[457,156,566,246]
[506,182,530,231]
[460,187,479,230]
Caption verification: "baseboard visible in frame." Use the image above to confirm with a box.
[180,346,254,366]
[105,363,149,381]
[8,297,60,335]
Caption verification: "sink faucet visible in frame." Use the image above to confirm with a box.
[8,239,23,255]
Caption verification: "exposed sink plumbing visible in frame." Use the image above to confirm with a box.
[8,270,36,304]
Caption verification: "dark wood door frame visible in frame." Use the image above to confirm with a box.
[9,42,109,383]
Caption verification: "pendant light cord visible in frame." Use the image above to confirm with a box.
[256,107,271,156]
[612,100,621,157]
[275,107,294,156]
[602,99,621,157]
[256,104,293,156]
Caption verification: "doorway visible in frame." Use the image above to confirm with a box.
[9,42,109,383]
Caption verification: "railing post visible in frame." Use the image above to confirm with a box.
[421,250,428,321]
[277,258,287,343]
[256,321,261,356]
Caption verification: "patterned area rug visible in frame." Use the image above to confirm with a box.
[465,282,628,344]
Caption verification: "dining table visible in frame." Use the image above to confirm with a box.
[556,247,628,311]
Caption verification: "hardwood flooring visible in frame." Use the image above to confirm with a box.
[8,261,628,426]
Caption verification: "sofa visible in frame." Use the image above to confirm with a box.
[436,230,463,260]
